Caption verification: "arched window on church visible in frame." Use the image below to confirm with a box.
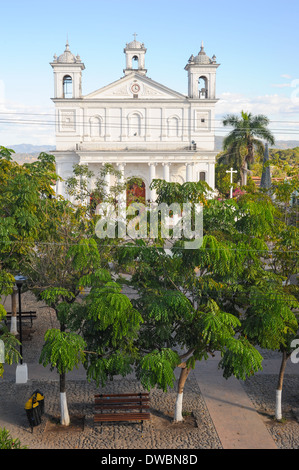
[199,171,206,182]
[63,75,73,99]
[198,76,208,99]
[90,116,102,137]
[132,55,139,69]
[128,113,141,136]
[167,116,179,137]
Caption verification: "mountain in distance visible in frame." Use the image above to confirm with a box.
[214,136,299,152]
[8,144,55,154]
[6,144,56,163]
[5,140,299,164]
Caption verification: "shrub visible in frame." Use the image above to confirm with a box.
[0,427,27,449]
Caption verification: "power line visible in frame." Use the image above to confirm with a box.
[0,118,299,138]
[0,111,299,126]
[0,112,298,129]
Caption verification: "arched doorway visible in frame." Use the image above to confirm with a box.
[126,177,146,206]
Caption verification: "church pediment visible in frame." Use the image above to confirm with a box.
[83,74,186,100]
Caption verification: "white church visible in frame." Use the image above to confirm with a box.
[51,36,220,203]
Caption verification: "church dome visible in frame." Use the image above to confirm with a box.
[125,34,145,50]
[57,41,77,63]
[193,43,212,64]
[127,40,143,49]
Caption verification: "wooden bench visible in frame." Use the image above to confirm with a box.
[94,392,150,431]
[4,311,37,327]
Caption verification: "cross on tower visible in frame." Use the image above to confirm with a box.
[133,32,138,41]
[226,167,237,198]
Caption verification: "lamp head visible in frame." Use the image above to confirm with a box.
[14,275,27,289]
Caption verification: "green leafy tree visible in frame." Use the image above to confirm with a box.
[24,203,102,425]
[119,239,263,422]
[0,147,57,371]
[117,178,299,422]
[117,182,284,421]
[65,162,126,214]
[244,289,298,420]
[271,176,298,225]
[75,270,143,388]
[262,222,299,419]
[221,111,275,186]
[39,328,86,425]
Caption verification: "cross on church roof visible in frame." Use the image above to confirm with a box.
[133,32,138,41]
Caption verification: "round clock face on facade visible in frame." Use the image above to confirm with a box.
[131,83,140,94]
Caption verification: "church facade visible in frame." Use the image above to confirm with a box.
[51,37,220,202]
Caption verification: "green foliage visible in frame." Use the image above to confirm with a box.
[219,336,263,380]
[86,352,134,388]
[0,332,21,378]
[137,349,180,392]
[222,111,275,186]
[235,194,276,237]
[0,146,15,161]
[243,289,298,350]
[67,238,101,272]
[215,159,240,197]
[0,148,59,289]
[78,268,111,288]
[115,179,299,399]
[73,268,144,387]
[39,329,86,375]
[65,162,126,215]
[268,147,299,178]
[272,225,299,284]
[86,281,141,343]
[0,428,27,449]
[197,300,241,345]
[151,179,210,206]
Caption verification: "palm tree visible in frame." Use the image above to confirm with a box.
[221,111,275,186]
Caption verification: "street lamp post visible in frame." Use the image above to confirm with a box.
[15,275,28,384]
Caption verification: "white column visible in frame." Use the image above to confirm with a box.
[148,162,157,202]
[102,163,110,197]
[208,162,215,190]
[186,163,193,182]
[117,163,126,204]
[55,163,64,197]
[117,163,126,237]
[162,162,171,182]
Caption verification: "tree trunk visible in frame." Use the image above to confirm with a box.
[60,372,70,426]
[243,161,248,186]
[174,366,191,422]
[275,350,288,420]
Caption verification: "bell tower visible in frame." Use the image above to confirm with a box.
[50,40,85,99]
[185,42,219,99]
[124,34,147,76]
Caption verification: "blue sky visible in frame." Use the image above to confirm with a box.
[0,0,299,145]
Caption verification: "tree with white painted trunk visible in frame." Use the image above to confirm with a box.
[243,289,298,420]
[244,222,299,421]
[122,242,265,423]
[118,195,271,422]
[118,181,298,423]
[39,328,86,426]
